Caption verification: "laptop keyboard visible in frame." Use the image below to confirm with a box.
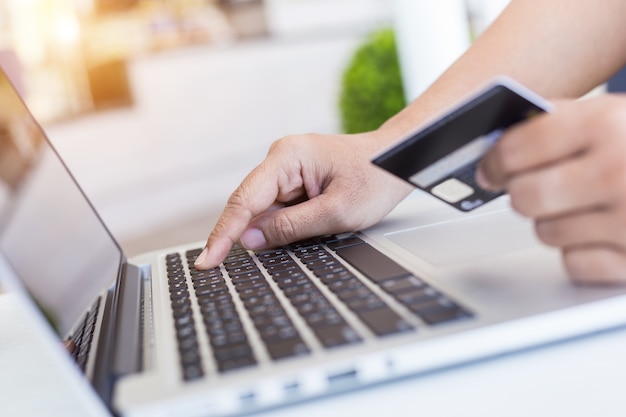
[68,296,102,372]
[165,234,472,381]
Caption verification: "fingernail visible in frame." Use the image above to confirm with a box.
[241,228,267,250]
[194,247,208,267]
[475,165,493,190]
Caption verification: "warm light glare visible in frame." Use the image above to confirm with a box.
[54,13,81,47]
[5,0,84,63]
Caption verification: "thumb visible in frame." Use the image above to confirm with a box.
[240,197,341,250]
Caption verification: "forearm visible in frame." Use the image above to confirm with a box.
[377,0,626,141]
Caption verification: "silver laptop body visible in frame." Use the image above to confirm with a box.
[2,68,626,417]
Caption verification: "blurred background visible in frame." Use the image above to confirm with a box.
[0,0,510,256]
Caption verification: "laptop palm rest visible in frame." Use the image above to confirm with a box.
[385,209,538,267]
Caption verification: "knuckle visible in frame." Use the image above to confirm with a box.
[508,177,540,217]
[509,169,567,218]
[599,153,626,198]
[270,134,318,155]
[270,211,299,244]
[269,135,299,155]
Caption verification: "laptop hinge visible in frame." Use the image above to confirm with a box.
[112,263,143,376]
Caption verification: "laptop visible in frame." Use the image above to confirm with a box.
[2,67,626,417]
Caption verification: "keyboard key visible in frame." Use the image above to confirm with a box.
[209,330,248,349]
[287,290,327,306]
[229,270,264,282]
[326,277,365,293]
[176,324,197,340]
[204,318,244,336]
[198,298,235,315]
[190,270,221,280]
[410,298,472,325]
[247,302,286,318]
[274,275,310,289]
[281,282,317,297]
[234,279,268,291]
[298,252,333,263]
[313,323,361,348]
[217,356,257,373]
[241,293,279,308]
[260,255,292,266]
[395,287,440,307]
[266,337,310,360]
[178,335,199,352]
[237,284,273,300]
[269,268,307,280]
[334,243,410,283]
[251,312,292,329]
[182,363,204,380]
[224,259,255,269]
[256,249,288,260]
[259,324,300,342]
[196,291,231,305]
[304,258,340,270]
[185,248,203,257]
[325,235,364,250]
[266,262,300,275]
[345,295,387,313]
[180,347,202,367]
[294,299,333,317]
[317,269,355,283]
[213,343,253,362]
[195,283,228,296]
[419,307,471,325]
[309,264,347,278]
[334,286,374,302]
[169,288,189,299]
[356,308,414,336]
[291,244,324,256]
[379,275,425,294]
[303,310,344,329]
[227,264,259,276]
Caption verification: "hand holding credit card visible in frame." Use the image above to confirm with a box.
[372,77,552,211]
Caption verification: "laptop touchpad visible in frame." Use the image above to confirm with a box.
[385,209,540,266]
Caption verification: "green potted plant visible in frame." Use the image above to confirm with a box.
[339,28,406,134]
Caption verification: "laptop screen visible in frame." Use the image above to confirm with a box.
[0,70,122,336]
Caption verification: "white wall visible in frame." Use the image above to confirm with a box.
[265,0,392,37]
[392,0,511,101]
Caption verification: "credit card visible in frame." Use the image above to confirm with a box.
[372,76,552,211]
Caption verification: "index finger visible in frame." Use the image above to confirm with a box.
[194,163,285,269]
[477,100,588,190]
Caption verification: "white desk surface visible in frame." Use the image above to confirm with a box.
[1,291,625,417]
